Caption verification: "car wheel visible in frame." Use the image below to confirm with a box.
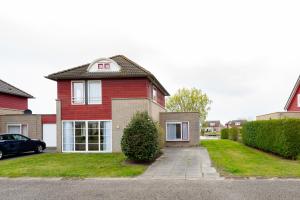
[35,145,43,154]
[0,150,3,160]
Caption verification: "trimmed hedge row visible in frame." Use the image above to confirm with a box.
[221,128,229,139]
[229,127,239,141]
[221,128,239,141]
[242,119,300,159]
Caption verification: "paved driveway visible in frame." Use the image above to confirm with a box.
[140,147,220,180]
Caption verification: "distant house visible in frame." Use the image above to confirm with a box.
[225,120,247,128]
[257,75,300,120]
[202,120,223,132]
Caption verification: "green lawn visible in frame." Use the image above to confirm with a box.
[0,153,147,178]
[201,140,300,178]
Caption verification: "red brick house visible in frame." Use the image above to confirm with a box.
[47,55,200,153]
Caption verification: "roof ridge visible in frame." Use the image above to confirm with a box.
[0,79,34,98]
[110,55,153,75]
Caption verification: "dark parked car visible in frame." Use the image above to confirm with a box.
[0,134,46,159]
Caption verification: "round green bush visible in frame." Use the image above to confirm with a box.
[221,128,229,139]
[121,112,160,162]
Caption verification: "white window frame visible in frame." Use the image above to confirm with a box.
[152,86,158,102]
[7,123,28,136]
[235,122,241,126]
[87,80,102,105]
[166,121,189,142]
[61,120,112,153]
[71,81,85,105]
[298,94,300,107]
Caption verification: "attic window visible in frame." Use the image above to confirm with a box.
[97,63,110,70]
[87,58,121,72]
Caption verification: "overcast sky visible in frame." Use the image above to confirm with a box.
[1,0,299,124]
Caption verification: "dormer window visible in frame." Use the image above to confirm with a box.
[88,58,120,72]
[97,63,110,70]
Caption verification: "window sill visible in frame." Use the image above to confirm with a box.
[166,140,190,142]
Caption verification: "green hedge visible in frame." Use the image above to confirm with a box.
[221,128,229,139]
[229,127,239,141]
[242,119,300,159]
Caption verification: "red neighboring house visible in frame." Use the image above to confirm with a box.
[0,79,56,147]
[47,55,200,153]
[257,75,300,120]
[285,75,300,111]
[0,79,33,114]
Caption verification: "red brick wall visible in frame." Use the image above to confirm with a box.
[41,114,56,124]
[58,78,162,120]
[287,85,300,111]
[0,92,28,110]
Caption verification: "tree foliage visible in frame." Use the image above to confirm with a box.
[166,88,211,123]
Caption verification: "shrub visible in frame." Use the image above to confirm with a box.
[242,119,300,159]
[229,127,239,141]
[121,112,160,162]
[221,128,229,139]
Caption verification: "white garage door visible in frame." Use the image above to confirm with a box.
[43,124,56,147]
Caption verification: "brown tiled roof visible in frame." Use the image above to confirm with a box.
[0,79,33,98]
[46,55,170,96]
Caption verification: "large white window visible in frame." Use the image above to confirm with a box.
[298,94,300,107]
[88,80,102,104]
[72,81,85,104]
[166,122,189,141]
[62,120,112,152]
[7,124,28,136]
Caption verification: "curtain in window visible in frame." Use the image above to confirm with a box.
[103,121,112,152]
[73,82,84,104]
[63,122,74,151]
[167,124,177,140]
[88,81,101,104]
[8,125,20,134]
[182,122,189,140]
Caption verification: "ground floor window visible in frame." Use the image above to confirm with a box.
[166,121,189,141]
[7,124,28,136]
[62,120,112,152]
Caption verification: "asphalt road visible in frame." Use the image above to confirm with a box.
[0,178,299,200]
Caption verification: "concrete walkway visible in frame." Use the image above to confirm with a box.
[139,147,221,180]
